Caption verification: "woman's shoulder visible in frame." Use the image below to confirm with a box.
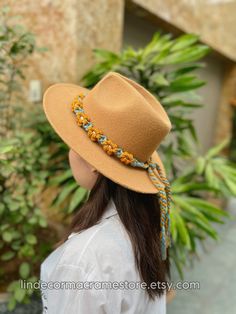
[64,215,134,267]
[42,214,134,279]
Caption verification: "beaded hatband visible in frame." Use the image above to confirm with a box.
[71,93,172,260]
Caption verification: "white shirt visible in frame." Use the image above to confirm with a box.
[40,198,166,314]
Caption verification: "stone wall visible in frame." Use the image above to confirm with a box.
[3,0,124,92]
[214,64,236,145]
[132,0,236,62]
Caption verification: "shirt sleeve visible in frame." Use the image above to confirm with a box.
[42,262,125,314]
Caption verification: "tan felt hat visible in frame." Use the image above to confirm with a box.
[43,71,173,259]
[42,71,172,194]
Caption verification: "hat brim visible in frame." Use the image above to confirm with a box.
[43,83,168,194]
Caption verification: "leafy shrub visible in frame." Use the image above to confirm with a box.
[0,6,52,310]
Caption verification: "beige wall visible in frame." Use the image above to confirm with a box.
[132,0,236,62]
[214,64,236,145]
[4,0,124,93]
[193,55,224,151]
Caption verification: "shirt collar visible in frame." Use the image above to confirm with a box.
[67,198,118,240]
[101,198,118,221]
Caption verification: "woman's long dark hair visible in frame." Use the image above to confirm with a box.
[59,172,170,300]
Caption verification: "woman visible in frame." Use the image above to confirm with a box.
[40,71,172,314]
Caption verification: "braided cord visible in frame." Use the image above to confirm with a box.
[71,94,172,260]
[147,163,172,260]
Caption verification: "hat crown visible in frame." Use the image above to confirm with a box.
[83,72,171,162]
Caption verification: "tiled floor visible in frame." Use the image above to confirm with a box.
[167,198,236,314]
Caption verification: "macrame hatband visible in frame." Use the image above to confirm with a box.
[70,93,172,260]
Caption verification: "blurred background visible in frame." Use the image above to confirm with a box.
[0,0,236,313]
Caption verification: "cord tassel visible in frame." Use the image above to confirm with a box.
[148,161,172,260]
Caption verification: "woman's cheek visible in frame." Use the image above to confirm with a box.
[68,149,98,190]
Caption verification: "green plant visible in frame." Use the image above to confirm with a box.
[78,32,235,276]
[0,6,52,310]
[0,135,51,310]
[169,140,235,276]
[0,6,43,137]
[0,5,48,137]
